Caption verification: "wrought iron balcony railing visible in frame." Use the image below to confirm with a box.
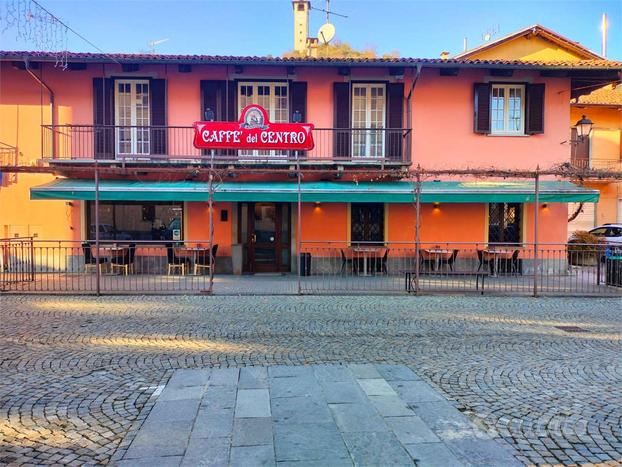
[570,155,622,171]
[41,125,412,165]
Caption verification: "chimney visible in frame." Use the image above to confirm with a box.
[292,1,311,54]
[440,51,450,60]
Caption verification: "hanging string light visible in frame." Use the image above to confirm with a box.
[0,0,69,68]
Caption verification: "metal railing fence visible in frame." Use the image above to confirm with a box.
[298,241,622,296]
[1,239,621,296]
[0,240,214,294]
[41,125,412,164]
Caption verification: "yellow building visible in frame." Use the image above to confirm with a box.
[457,24,621,232]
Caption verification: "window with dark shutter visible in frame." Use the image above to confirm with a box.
[473,83,491,134]
[351,203,384,244]
[150,79,167,155]
[386,83,404,160]
[526,83,545,134]
[93,77,115,159]
[333,82,351,157]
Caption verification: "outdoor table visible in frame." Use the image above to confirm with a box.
[422,248,453,271]
[483,248,514,277]
[176,246,209,275]
[350,247,381,276]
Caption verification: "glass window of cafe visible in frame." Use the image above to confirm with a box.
[86,201,183,241]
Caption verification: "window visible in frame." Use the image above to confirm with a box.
[352,84,386,157]
[351,203,384,243]
[238,82,288,158]
[115,80,150,155]
[488,203,522,244]
[490,84,524,135]
[86,201,183,241]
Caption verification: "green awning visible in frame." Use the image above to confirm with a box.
[31,179,600,203]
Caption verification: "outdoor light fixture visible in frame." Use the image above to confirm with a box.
[542,203,549,209]
[433,202,440,208]
[204,108,215,122]
[574,115,593,142]
[314,201,321,206]
[292,110,303,123]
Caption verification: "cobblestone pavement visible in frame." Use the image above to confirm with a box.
[0,295,620,466]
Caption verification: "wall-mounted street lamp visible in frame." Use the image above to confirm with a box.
[292,110,303,123]
[204,107,215,122]
[574,115,593,142]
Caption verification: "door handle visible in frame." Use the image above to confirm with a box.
[251,234,257,243]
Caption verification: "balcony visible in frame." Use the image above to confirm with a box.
[570,155,622,171]
[41,125,412,167]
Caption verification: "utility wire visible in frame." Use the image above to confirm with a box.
[30,0,121,65]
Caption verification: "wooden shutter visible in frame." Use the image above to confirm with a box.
[93,78,114,159]
[570,128,590,168]
[526,83,545,135]
[333,82,351,158]
[150,79,167,155]
[386,83,404,160]
[290,82,308,159]
[290,82,307,122]
[200,80,236,156]
[473,83,491,134]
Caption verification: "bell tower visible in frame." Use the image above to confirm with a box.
[292,1,311,54]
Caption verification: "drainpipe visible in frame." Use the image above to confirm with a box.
[24,59,55,159]
[405,64,421,165]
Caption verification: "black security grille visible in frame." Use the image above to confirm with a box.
[351,203,384,243]
[488,203,521,243]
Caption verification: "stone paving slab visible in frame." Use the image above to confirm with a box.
[119,364,521,466]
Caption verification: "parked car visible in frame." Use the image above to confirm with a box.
[587,224,622,245]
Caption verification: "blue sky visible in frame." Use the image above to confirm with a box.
[1,0,621,59]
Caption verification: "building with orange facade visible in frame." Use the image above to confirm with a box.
[456,24,622,232]
[0,45,619,275]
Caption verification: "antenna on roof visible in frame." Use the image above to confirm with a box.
[310,0,348,20]
[601,13,608,57]
[148,38,169,54]
[482,24,500,42]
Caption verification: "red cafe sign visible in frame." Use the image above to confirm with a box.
[193,105,314,151]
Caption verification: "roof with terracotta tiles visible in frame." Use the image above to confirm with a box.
[454,24,603,60]
[572,84,622,106]
[1,50,621,70]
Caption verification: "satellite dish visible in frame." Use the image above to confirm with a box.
[318,22,336,44]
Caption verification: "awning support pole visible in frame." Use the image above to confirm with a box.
[414,166,422,295]
[297,159,302,295]
[95,161,100,296]
[533,166,540,298]
[208,158,215,295]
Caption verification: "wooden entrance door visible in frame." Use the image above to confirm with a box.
[240,203,291,273]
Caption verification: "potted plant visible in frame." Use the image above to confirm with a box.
[568,231,605,266]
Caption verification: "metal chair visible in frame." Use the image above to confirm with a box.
[110,243,136,275]
[166,243,188,275]
[439,249,459,271]
[477,249,493,273]
[82,242,108,274]
[193,244,219,275]
[340,249,355,275]
[375,249,389,274]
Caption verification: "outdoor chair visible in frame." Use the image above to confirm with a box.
[375,249,389,274]
[82,242,108,274]
[340,249,355,275]
[166,243,189,275]
[476,249,493,273]
[193,244,219,275]
[420,254,436,272]
[439,249,459,271]
[110,243,137,275]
